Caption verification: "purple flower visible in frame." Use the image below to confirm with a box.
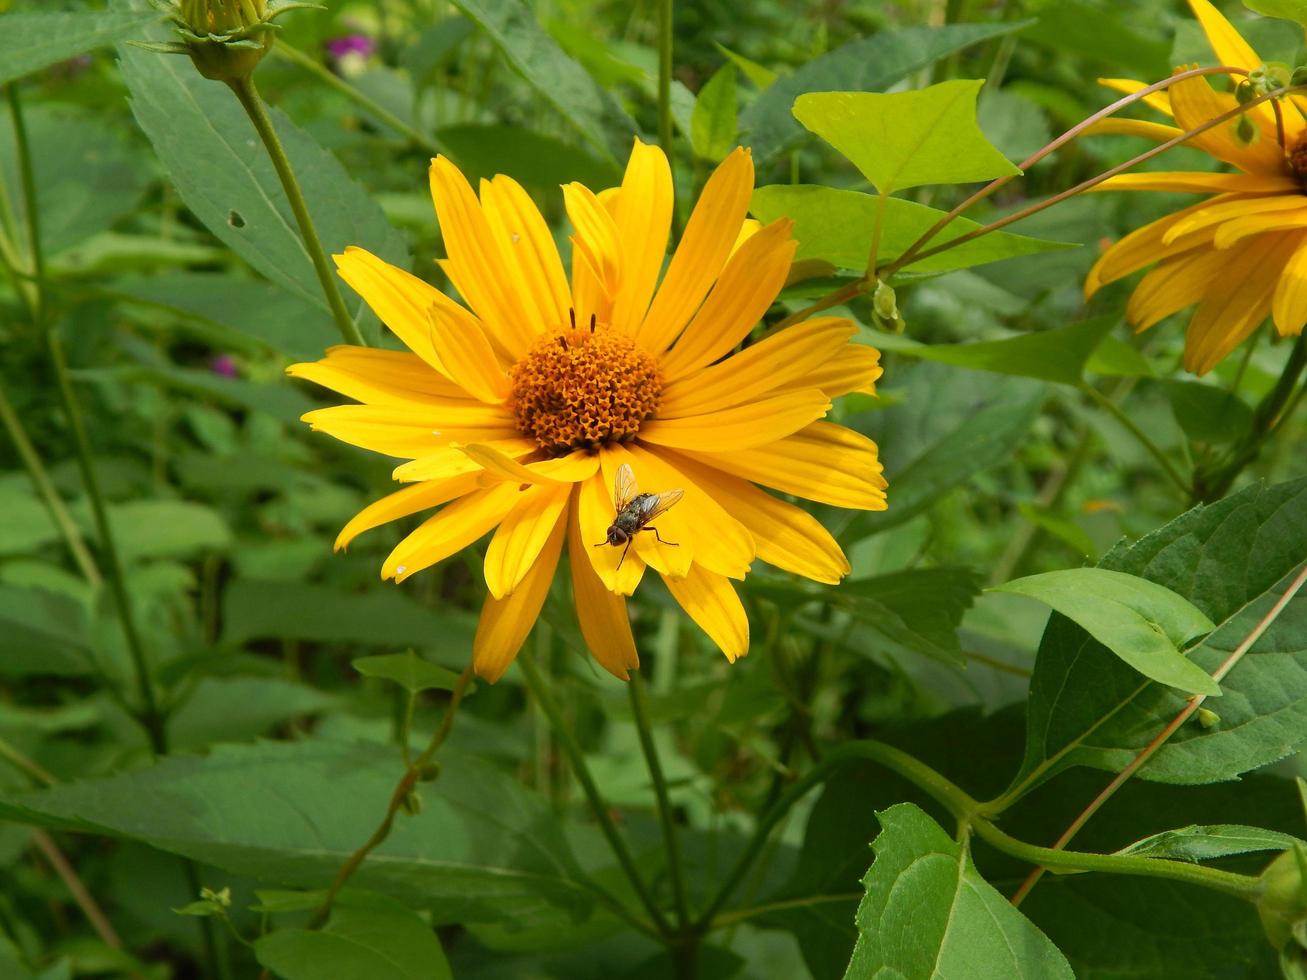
[210,355,239,378]
[326,34,376,60]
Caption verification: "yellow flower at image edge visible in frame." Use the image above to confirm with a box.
[1086,0,1307,374]
[289,142,887,681]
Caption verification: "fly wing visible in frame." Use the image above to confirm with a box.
[640,488,684,523]
[613,462,638,512]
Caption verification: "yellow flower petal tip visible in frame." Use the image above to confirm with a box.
[293,143,885,677]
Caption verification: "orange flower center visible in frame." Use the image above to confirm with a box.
[1290,132,1307,182]
[507,325,662,455]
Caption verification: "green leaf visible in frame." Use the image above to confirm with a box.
[844,804,1074,979]
[713,42,777,89]
[1158,379,1254,444]
[119,43,409,322]
[994,569,1219,696]
[167,677,338,750]
[690,64,738,161]
[837,568,981,664]
[0,739,597,926]
[221,580,476,653]
[742,21,1023,166]
[1244,0,1307,29]
[433,124,619,192]
[1011,477,1307,792]
[794,80,1020,195]
[87,500,231,564]
[873,317,1116,386]
[255,890,452,980]
[1016,502,1097,560]
[750,185,1073,276]
[1116,824,1303,862]
[352,652,466,695]
[448,0,640,164]
[0,487,59,556]
[0,586,93,678]
[0,11,160,86]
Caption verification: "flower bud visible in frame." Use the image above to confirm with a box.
[145,0,322,83]
[1257,844,1307,955]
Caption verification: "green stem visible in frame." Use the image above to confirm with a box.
[628,671,690,928]
[272,42,446,158]
[225,75,365,347]
[518,652,673,936]
[657,0,674,166]
[0,381,101,588]
[0,735,57,786]
[865,191,888,278]
[1080,382,1189,496]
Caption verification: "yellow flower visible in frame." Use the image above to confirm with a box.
[1085,0,1307,374]
[289,141,886,682]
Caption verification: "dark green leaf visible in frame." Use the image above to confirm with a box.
[742,21,1023,166]
[433,124,619,192]
[167,678,338,750]
[255,890,452,980]
[352,652,465,695]
[794,81,1020,195]
[0,586,93,678]
[448,0,640,163]
[838,568,981,664]
[844,804,1073,979]
[1011,478,1307,792]
[994,568,1219,696]
[690,64,738,161]
[751,185,1072,277]
[0,12,160,86]
[1158,380,1254,444]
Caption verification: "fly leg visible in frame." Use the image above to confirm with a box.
[616,537,633,570]
[645,526,678,547]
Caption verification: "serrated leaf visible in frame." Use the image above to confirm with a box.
[255,890,451,980]
[1116,824,1303,862]
[353,652,465,695]
[118,42,408,325]
[844,804,1074,979]
[873,317,1116,386]
[794,80,1020,195]
[1011,478,1307,792]
[448,0,640,163]
[0,11,161,86]
[690,64,738,161]
[751,185,1072,277]
[994,568,1219,696]
[742,21,1024,166]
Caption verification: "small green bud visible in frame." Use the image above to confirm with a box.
[1196,707,1220,729]
[160,0,323,82]
[1236,114,1258,146]
[416,760,442,782]
[1236,80,1255,105]
[872,279,899,322]
[201,886,232,908]
[1292,66,1307,88]
[401,790,423,816]
[1257,844,1307,955]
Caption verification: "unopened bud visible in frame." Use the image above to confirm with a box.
[143,0,323,83]
[401,790,423,816]
[1196,707,1220,728]
[1257,844,1307,955]
[416,761,442,782]
[1236,114,1258,146]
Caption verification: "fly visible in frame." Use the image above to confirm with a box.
[595,462,684,570]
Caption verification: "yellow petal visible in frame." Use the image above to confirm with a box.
[479,174,571,330]
[382,482,523,582]
[1185,233,1289,373]
[659,318,855,417]
[474,507,566,682]
[483,481,571,598]
[429,155,539,355]
[335,473,483,551]
[564,181,623,327]
[640,389,831,452]
[1084,118,1183,142]
[1163,195,1307,245]
[608,140,673,334]
[636,147,756,353]
[1188,0,1261,71]
[457,444,599,487]
[1094,172,1298,195]
[729,218,761,259]
[302,403,518,459]
[287,346,472,405]
[676,421,887,510]
[789,343,883,398]
[1099,78,1173,117]
[392,438,536,483]
[1272,234,1307,336]
[1127,247,1232,330]
[1213,208,1307,249]
[333,247,455,373]
[661,450,848,583]
[578,465,645,595]
[567,500,639,679]
[427,305,509,404]
[1085,198,1220,298]
[622,442,754,579]
[657,219,797,378]
[662,565,749,663]
[1167,74,1283,175]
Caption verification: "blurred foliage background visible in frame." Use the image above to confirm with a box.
[0,0,1305,977]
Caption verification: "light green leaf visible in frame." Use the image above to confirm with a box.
[691,64,738,160]
[449,0,640,163]
[352,652,466,695]
[1244,0,1307,29]
[873,317,1116,386]
[0,11,160,86]
[750,185,1072,276]
[87,501,231,563]
[844,804,1074,979]
[1116,824,1303,863]
[994,569,1218,696]
[743,22,1023,166]
[119,43,408,324]
[1017,502,1097,560]
[1010,477,1307,791]
[713,42,776,89]
[794,80,1020,195]
[256,890,452,980]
